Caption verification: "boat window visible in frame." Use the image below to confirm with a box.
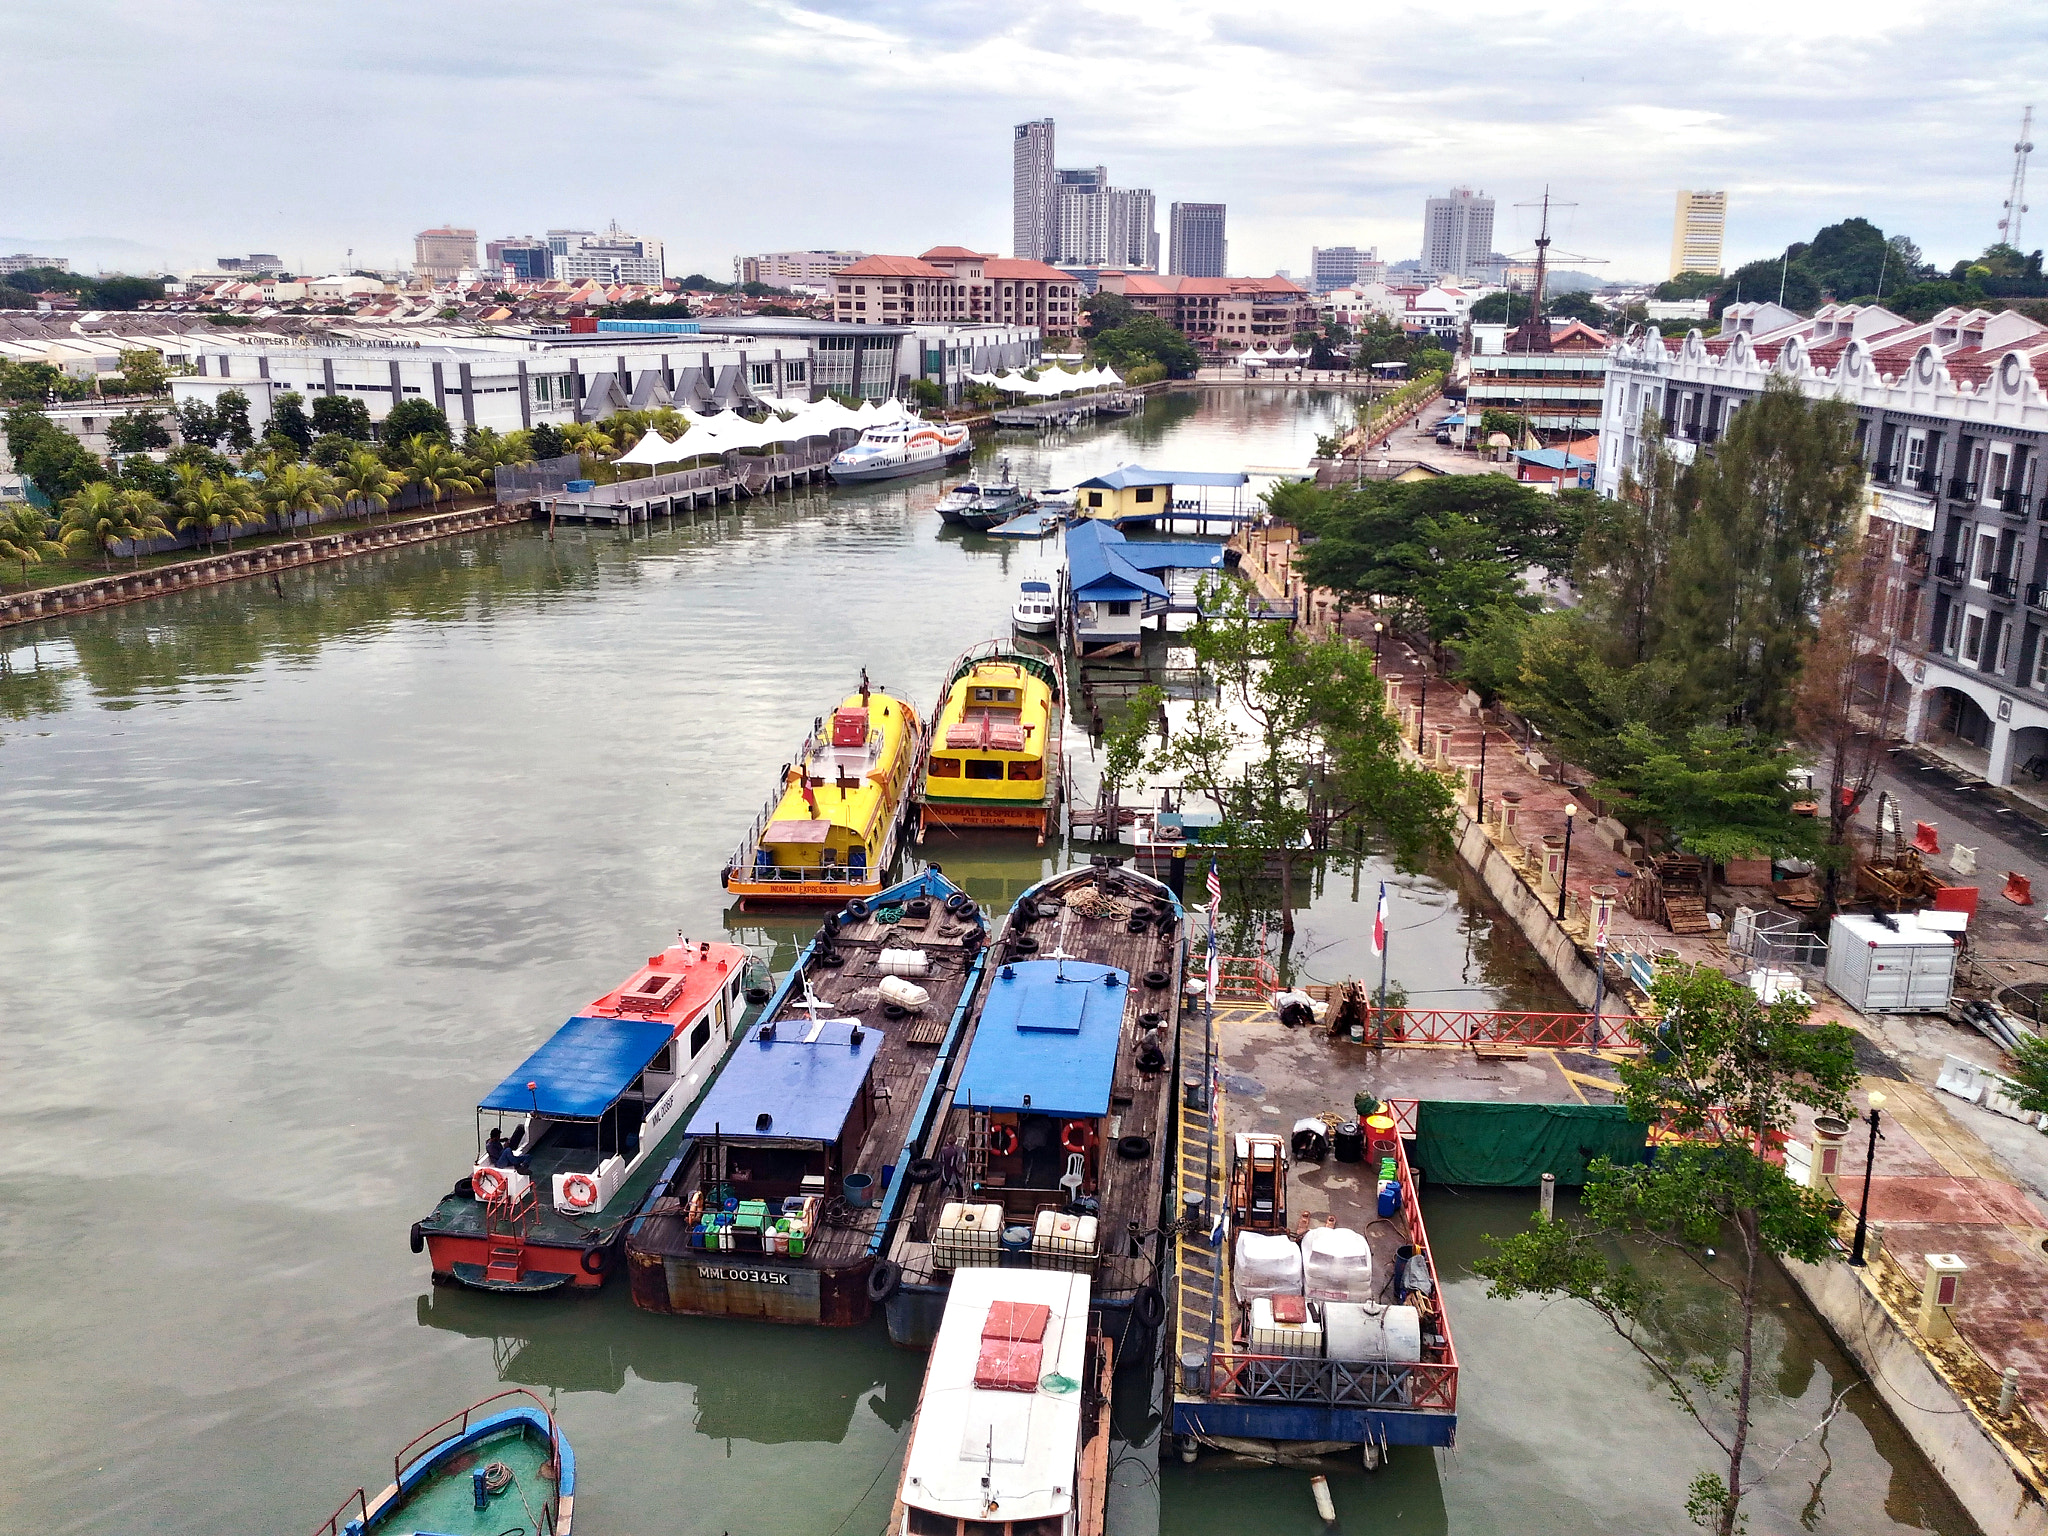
[689,1017,712,1058]
[650,1044,674,1075]
[965,759,1004,780]
[928,756,962,777]
[1007,760,1043,780]
[905,1512,956,1536]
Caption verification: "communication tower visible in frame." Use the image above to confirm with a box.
[1998,106,2034,250]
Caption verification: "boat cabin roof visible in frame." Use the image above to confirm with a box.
[1020,579,1052,593]
[903,1268,1091,1525]
[480,1014,678,1121]
[953,959,1127,1119]
[585,941,742,1026]
[686,1017,882,1144]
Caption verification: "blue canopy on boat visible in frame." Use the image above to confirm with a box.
[479,1015,678,1121]
[953,959,1128,1119]
[688,1019,882,1144]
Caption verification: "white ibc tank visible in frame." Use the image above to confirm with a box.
[1321,1302,1422,1363]
[877,949,930,977]
[1301,1225,1374,1301]
[1233,1231,1304,1303]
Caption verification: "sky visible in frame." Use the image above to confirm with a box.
[2,0,2044,285]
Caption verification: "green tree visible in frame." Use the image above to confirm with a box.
[106,408,171,454]
[4,405,106,500]
[381,398,451,448]
[1476,965,1855,1536]
[403,437,481,509]
[1089,316,1199,378]
[214,389,254,453]
[81,275,164,311]
[59,482,168,570]
[1659,377,1864,735]
[459,424,533,472]
[269,392,314,453]
[1143,577,1453,944]
[111,349,171,396]
[175,398,221,449]
[261,461,342,534]
[1080,291,1135,337]
[115,453,175,498]
[310,433,359,470]
[1656,270,1724,302]
[173,471,260,553]
[1409,345,1453,376]
[906,378,945,408]
[1348,315,1415,369]
[335,449,408,522]
[311,394,373,439]
[0,503,63,586]
[528,422,566,461]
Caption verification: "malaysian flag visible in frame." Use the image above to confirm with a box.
[1206,860,1222,913]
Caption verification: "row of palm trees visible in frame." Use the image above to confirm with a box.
[0,436,487,586]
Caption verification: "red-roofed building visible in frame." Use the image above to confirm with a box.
[1092,271,1315,350]
[827,248,1080,334]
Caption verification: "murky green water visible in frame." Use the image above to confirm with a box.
[0,391,1970,1536]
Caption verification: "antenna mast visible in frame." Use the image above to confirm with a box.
[1999,105,2035,250]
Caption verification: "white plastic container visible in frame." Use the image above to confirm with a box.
[1301,1226,1374,1302]
[934,1200,1006,1269]
[1232,1231,1304,1303]
[877,949,930,977]
[1322,1302,1422,1363]
[1249,1296,1324,1357]
[878,974,931,1009]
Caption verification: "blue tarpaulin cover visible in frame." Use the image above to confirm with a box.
[687,1019,882,1143]
[479,1015,678,1120]
[953,960,1128,1118]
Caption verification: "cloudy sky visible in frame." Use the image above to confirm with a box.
[2,0,2043,283]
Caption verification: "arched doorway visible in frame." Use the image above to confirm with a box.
[1922,686,1995,777]
[2013,724,2048,788]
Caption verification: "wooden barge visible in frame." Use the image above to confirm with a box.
[626,869,992,1326]
[882,863,1185,1352]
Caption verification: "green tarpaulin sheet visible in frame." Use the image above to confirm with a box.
[1414,1101,1649,1187]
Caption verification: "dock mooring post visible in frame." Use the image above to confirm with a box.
[1539,1172,1556,1220]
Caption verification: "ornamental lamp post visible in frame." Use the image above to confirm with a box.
[1416,677,1428,751]
[1373,620,1385,667]
[1849,1090,1888,1267]
[1555,802,1576,919]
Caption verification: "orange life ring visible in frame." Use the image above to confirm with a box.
[561,1173,600,1209]
[472,1165,508,1202]
[1061,1120,1091,1154]
[986,1123,1019,1158]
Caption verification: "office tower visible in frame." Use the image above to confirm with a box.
[1669,190,1728,278]
[1420,189,1494,280]
[548,225,665,285]
[412,227,478,282]
[485,237,552,282]
[1055,170,1157,269]
[1309,245,1384,293]
[1169,203,1227,278]
[1013,119,1056,262]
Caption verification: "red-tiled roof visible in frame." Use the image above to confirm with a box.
[919,246,989,261]
[835,255,947,278]
[984,258,1069,281]
[1119,274,1309,298]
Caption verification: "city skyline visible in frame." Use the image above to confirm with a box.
[1,2,2042,284]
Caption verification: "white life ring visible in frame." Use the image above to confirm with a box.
[561,1173,600,1209]
[472,1165,508,1202]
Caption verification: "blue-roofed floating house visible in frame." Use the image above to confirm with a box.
[1072,463,1251,527]
[625,867,994,1327]
[1061,519,1231,656]
[883,861,1188,1348]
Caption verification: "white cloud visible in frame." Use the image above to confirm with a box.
[0,0,2041,282]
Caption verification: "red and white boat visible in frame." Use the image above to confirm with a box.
[412,937,754,1293]
[828,412,972,483]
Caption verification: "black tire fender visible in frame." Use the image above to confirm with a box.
[581,1244,612,1276]
[907,1157,940,1184]
[1134,1285,1167,1331]
[409,1221,425,1254]
[867,1259,902,1303]
[846,898,871,919]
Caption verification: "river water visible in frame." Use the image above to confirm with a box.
[0,390,1970,1535]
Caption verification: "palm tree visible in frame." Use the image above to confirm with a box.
[59,483,135,572]
[173,474,259,554]
[336,449,409,523]
[403,437,482,510]
[261,462,342,535]
[218,476,263,549]
[0,503,64,587]
[115,489,171,569]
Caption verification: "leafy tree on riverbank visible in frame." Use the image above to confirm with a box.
[337,450,409,522]
[1088,316,1199,379]
[404,438,481,511]
[262,462,341,534]
[59,483,169,570]
[173,471,262,553]
[1477,964,1857,1536]
[0,504,63,585]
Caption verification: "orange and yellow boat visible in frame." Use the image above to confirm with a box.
[913,638,1065,843]
[723,674,925,905]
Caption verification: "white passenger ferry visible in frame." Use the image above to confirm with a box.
[829,417,973,483]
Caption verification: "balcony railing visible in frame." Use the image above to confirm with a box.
[2027,583,2048,612]
[1901,550,1931,578]
[1935,556,1965,584]
[1699,425,1720,444]
[1912,469,1941,494]
[1947,476,1980,502]
[2001,489,2030,517]
[1870,463,1895,485]
[1988,572,2019,600]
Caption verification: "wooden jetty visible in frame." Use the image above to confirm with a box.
[536,443,838,527]
[993,393,1134,431]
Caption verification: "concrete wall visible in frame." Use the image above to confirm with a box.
[1453,807,1611,1012]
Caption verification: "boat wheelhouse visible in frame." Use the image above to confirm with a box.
[883,863,1185,1349]
[888,1269,1111,1536]
[415,938,750,1293]
[828,417,973,483]
[313,1389,574,1536]
[723,678,925,906]
[627,869,992,1326]
[914,640,1064,843]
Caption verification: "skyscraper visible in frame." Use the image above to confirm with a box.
[1309,245,1383,293]
[1169,203,1227,278]
[1054,169,1157,269]
[1013,119,1056,263]
[1420,189,1494,280]
[413,227,478,282]
[1669,190,1728,278]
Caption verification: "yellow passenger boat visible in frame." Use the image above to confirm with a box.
[913,638,1065,843]
[722,675,925,906]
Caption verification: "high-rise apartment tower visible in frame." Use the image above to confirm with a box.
[1420,190,1493,280]
[1013,119,1057,263]
[1669,190,1728,278]
[1169,203,1227,278]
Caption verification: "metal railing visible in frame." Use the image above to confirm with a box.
[1935,556,1964,583]
[391,1388,561,1489]
[1948,476,1980,502]
[1210,954,1280,1001]
[2002,489,2031,517]
[310,1489,369,1536]
[1989,572,2019,600]
[1371,1008,1624,1049]
[2028,583,2048,612]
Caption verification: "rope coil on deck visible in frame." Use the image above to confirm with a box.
[1063,887,1135,921]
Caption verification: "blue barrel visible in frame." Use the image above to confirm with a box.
[843,1173,874,1208]
[1377,1179,1404,1219]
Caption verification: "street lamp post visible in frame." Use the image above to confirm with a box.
[1476,719,1489,822]
[1555,802,1577,919]
[1373,621,1385,667]
[1416,677,1428,751]
[1849,1091,1888,1266]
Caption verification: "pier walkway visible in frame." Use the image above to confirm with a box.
[535,444,837,526]
[992,393,1135,430]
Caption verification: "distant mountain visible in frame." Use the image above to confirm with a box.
[1544,269,1601,294]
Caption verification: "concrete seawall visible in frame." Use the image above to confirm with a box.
[1452,806,1610,1012]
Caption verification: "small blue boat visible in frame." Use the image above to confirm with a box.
[313,1390,574,1535]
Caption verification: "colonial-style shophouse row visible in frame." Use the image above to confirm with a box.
[1597,300,2048,794]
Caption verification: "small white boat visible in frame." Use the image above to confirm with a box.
[1013,580,1057,635]
[889,1268,1110,1536]
[1036,486,1077,511]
